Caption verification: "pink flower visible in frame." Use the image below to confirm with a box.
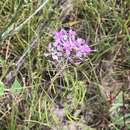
[45,29,92,64]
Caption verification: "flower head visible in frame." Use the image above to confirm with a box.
[45,29,92,65]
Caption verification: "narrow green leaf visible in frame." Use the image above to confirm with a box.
[0,81,5,96]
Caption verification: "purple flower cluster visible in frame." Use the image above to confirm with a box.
[45,29,92,64]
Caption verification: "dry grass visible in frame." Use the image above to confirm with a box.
[0,0,130,130]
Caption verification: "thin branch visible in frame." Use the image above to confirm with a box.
[0,0,49,43]
[3,0,59,87]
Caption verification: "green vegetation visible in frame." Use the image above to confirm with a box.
[0,0,130,130]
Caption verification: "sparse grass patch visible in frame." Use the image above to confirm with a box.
[0,0,130,130]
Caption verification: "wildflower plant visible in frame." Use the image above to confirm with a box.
[45,29,92,65]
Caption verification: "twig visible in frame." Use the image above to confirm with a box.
[4,37,38,87]
[0,0,49,43]
[122,88,126,129]
[3,0,60,87]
